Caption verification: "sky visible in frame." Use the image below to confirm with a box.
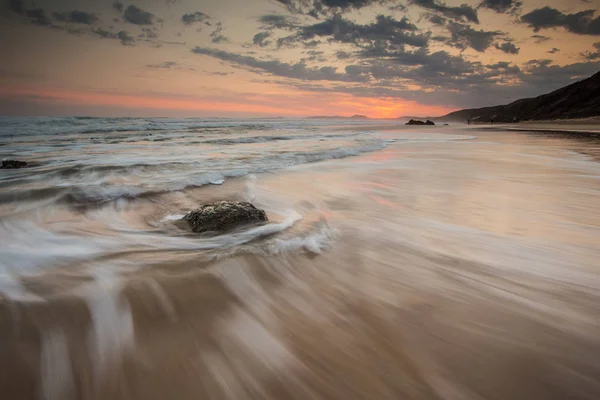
[0,0,599,118]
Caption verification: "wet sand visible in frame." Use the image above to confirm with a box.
[2,126,600,399]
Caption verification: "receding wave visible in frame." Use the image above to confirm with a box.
[0,141,387,207]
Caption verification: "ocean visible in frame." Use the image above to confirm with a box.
[2,117,600,399]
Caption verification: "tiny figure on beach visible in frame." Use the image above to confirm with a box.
[467,118,471,125]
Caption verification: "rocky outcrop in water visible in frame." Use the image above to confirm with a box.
[1,160,28,169]
[183,201,268,233]
[406,119,435,126]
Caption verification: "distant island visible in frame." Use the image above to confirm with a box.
[306,115,370,120]
[441,70,600,123]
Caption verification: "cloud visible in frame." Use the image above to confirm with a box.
[547,47,560,54]
[520,7,600,35]
[531,34,551,43]
[191,47,370,82]
[8,1,52,26]
[302,50,327,62]
[275,0,389,15]
[580,42,600,60]
[92,28,135,45]
[521,59,600,86]
[182,11,210,25]
[279,14,428,49]
[409,0,479,24]
[210,22,229,43]
[478,0,522,15]
[140,27,158,39]
[494,41,519,54]
[123,5,154,25]
[8,0,24,15]
[118,31,135,45]
[428,14,446,25]
[318,0,385,8]
[258,14,298,30]
[253,32,272,47]
[25,8,52,26]
[446,22,502,52]
[273,58,600,110]
[113,1,124,13]
[53,11,99,25]
[146,61,179,69]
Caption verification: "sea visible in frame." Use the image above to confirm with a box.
[1,116,600,399]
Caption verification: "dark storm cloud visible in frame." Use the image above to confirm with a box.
[191,47,370,82]
[279,14,428,49]
[409,0,479,24]
[52,11,99,25]
[446,22,502,52]
[113,1,124,13]
[478,0,522,15]
[494,41,519,54]
[520,7,600,35]
[531,34,551,43]
[182,11,210,25]
[253,31,272,47]
[123,5,154,25]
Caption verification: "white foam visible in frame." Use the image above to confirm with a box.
[268,224,335,255]
[83,268,134,382]
[0,220,115,275]
[163,213,186,221]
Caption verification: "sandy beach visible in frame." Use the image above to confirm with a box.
[2,118,600,399]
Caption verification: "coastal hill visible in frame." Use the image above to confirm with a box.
[441,70,600,123]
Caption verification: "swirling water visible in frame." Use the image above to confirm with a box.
[1,117,600,400]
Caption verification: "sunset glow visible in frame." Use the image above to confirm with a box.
[1,0,599,117]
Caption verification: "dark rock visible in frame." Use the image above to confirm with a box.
[183,201,268,233]
[406,119,435,126]
[1,160,28,169]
